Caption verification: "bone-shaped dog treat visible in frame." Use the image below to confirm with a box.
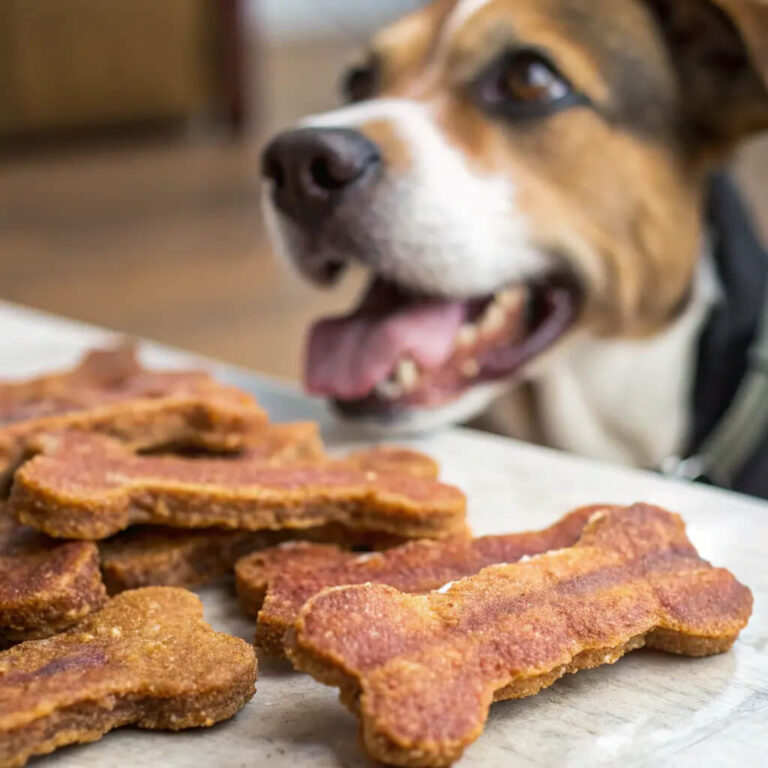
[237,506,595,656]
[0,513,106,646]
[240,421,325,465]
[0,587,257,768]
[100,445,436,592]
[98,421,328,591]
[10,432,466,540]
[242,431,438,479]
[100,526,280,593]
[100,523,404,594]
[338,445,439,479]
[287,504,753,767]
[0,346,267,484]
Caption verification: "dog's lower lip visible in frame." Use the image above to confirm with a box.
[305,273,581,413]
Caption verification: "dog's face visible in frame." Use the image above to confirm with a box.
[262,0,768,432]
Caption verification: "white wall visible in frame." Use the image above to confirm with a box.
[248,0,423,42]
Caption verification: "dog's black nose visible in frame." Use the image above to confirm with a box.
[262,128,381,227]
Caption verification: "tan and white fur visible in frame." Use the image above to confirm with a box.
[262,0,768,470]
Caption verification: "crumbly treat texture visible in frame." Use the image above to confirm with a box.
[236,506,595,656]
[0,346,267,485]
[99,445,437,592]
[99,523,403,594]
[337,446,439,479]
[100,526,274,593]
[240,422,325,465]
[287,504,753,767]
[0,587,257,768]
[10,432,466,540]
[0,512,106,647]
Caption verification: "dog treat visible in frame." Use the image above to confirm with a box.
[99,523,403,594]
[0,345,267,484]
[242,431,438,478]
[0,513,106,646]
[99,446,436,592]
[240,425,438,478]
[100,526,276,594]
[98,421,327,591]
[338,445,439,478]
[241,421,325,465]
[11,432,466,540]
[287,504,753,767]
[237,506,595,656]
[0,587,257,768]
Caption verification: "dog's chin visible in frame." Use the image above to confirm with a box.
[301,248,583,435]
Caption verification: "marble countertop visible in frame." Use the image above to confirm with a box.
[4,301,767,767]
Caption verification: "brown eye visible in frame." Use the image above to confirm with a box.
[475,49,586,118]
[341,58,379,103]
[500,52,569,103]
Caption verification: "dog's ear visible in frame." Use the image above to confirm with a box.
[647,0,768,146]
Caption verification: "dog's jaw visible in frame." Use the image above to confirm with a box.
[262,98,578,432]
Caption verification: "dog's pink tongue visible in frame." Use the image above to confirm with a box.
[306,285,466,400]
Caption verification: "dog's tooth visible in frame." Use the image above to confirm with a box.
[375,379,404,400]
[461,359,480,378]
[457,324,478,349]
[480,303,506,336]
[396,359,419,392]
[496,290,515,308]
[497,287,525,310]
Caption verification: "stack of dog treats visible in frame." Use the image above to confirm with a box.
[0,347,754,768]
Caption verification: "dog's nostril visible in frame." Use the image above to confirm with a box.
[309,156,350,191]
[308,142,378,192]
[321,258,345,282]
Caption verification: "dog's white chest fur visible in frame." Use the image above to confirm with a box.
[532,256,720,468]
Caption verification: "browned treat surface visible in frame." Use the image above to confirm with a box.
[288,504,753,767]
[99,444,436,592]
[237,506,594,656]
[0,587,257,768]
[10,432,466,540]
[0,346,267,484]
[99,420,326,591]
[242,422,325,465]
[338,445,439,478]
[100,526,271,594]
[0,346,142,425]
[0,512,106,646]
[99,523,402,594]
[241,429,438,478]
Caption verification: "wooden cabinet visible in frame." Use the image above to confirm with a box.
[0,0,245,137]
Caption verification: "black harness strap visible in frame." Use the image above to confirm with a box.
[663,174,768,498]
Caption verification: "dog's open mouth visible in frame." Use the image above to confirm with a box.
[305,273,582,417]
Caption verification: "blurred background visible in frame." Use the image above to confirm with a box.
[1,0,767,383]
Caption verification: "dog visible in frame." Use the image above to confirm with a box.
[260,0,768,498]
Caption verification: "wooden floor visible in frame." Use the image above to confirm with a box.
[2,41,767,383]
[0,42,365,382]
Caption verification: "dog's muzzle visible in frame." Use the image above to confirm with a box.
[259,114,582,430]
